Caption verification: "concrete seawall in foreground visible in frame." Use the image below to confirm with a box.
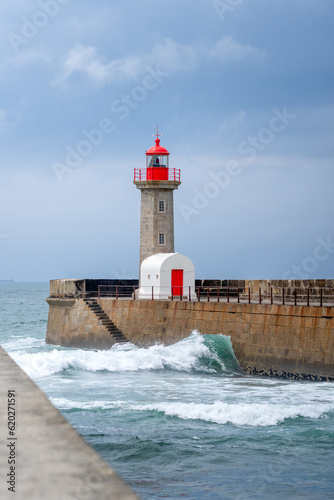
[46,295,334,381]
[0,347,139,500]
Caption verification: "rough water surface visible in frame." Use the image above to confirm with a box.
[1,282,334,499]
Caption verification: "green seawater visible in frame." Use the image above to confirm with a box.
[1,282,334,499]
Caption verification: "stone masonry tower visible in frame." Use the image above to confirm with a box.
[134,129,181,268]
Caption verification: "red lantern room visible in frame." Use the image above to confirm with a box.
[133,127,180,183]
[145,135,170,180]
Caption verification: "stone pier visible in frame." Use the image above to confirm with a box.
[46,279,334,381]
[0,346,139,500]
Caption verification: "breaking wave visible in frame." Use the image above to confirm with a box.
[9,332,242,379]
[129,400,334,427]
[50,397,334,427]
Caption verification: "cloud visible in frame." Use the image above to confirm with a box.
[55,36,263,88]
[209,36,265,61]
[150,37,198,73]
[55,37,198,87]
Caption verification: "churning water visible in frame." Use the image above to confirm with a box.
[1,282,334,499]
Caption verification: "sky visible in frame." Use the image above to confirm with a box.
[0,0,333,281]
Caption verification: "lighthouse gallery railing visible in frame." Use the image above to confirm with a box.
[133,168,181,182]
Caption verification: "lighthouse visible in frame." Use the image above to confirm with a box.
[134,129,196,300]
[133,129,181,267]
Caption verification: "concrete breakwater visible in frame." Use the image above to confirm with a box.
[46,279,334,381]
[0,346,139,500]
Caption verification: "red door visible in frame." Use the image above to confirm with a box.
[171,269,183,296]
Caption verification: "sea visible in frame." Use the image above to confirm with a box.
[1,282,334,500]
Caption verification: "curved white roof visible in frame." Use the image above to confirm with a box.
[141,253,195,274]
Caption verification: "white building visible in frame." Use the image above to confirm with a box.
[138,253,197,300]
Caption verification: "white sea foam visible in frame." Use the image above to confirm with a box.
[2,336,45,351]
[50,397,121,411]
[50,396,334,427]
[130,401,334,427]
[9,332,223,378]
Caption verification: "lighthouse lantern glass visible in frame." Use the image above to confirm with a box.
[147,154,169,168]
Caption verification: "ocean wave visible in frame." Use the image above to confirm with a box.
[130,401,334,427]
[9,332,241,378]
[50,397,334,427]
[2,336,45,352]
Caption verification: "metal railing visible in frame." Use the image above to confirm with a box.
[133,168,181,182]
[93,285,334,307]
[97,285,136,300]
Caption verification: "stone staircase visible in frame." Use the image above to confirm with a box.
[83,299,128,344]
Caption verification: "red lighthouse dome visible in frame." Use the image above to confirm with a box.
[146,137,170,157]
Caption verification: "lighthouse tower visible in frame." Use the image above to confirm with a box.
[134,129,181,268]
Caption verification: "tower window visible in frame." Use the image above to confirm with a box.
[158,200,165,212]
[159,233,165,245]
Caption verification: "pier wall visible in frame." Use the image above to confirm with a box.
[46,280,334,380]
[100,300,334,380]
[46,297,117,349]
[0,346,139,499]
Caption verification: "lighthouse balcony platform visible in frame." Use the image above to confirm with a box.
[134,167,180,182]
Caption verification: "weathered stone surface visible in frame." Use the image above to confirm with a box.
[101,300,334,380]
[0,347,139,500]
[46,298,118,349]
[134,183,179,267]
[49,279,86,298]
